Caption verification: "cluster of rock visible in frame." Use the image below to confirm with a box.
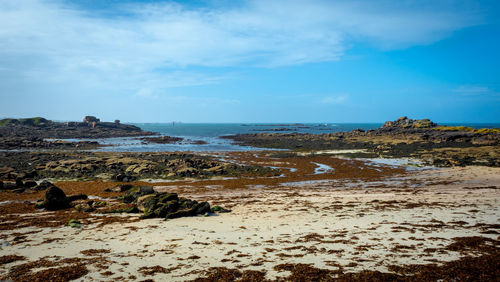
[34,184,230,220]
[225,117,500,167]
[0,178,54,194]
[0,116,153,139]
[118,185,230,219]
[0,151,278,181]
[38,155,231,179]
[0,137,99,150]
[382,116,437,129]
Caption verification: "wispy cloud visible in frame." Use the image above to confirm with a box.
[453,85,499,96]
[0,0,484,108]
[321,94,349,105]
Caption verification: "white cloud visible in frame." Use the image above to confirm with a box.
[453,85,499,96]
[321,94,349,105]
[0,0,483,103]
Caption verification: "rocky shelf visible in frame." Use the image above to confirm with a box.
[224,117,500,167]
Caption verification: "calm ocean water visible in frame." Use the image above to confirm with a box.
[90,122,500,152]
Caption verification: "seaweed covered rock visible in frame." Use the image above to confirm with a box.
[122,186,154,203]
[134,192,227,220]
[211,205,231,213]
[70,199,94,212]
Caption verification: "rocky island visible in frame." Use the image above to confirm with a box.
[0,116,157,150]
[0,116,155,139]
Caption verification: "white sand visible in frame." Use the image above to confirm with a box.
[1,165,499,281]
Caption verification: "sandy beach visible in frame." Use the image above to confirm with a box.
[1,151,498,281]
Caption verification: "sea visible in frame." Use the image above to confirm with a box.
[84,122,500,152]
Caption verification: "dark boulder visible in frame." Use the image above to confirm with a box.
[42,186,69,210]
[23,180,37,188]
[67,194,88,202]
[15,178,23,188]
[24,170,38,179]
[192,201,211,215]
[0,181,3,190]
[36,186,88,210]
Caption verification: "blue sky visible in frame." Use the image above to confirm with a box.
[0,0,499,123]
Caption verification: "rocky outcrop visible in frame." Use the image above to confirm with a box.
[382,116,436,129]
[0,178,55,193]
[224,117,500,167]
[132,191,230,219]
[0,151,279,181]
[0,137,99,150]
[141,136,183,144]
[0,117,154,139]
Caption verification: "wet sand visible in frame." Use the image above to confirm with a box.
[0,151,499,281]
